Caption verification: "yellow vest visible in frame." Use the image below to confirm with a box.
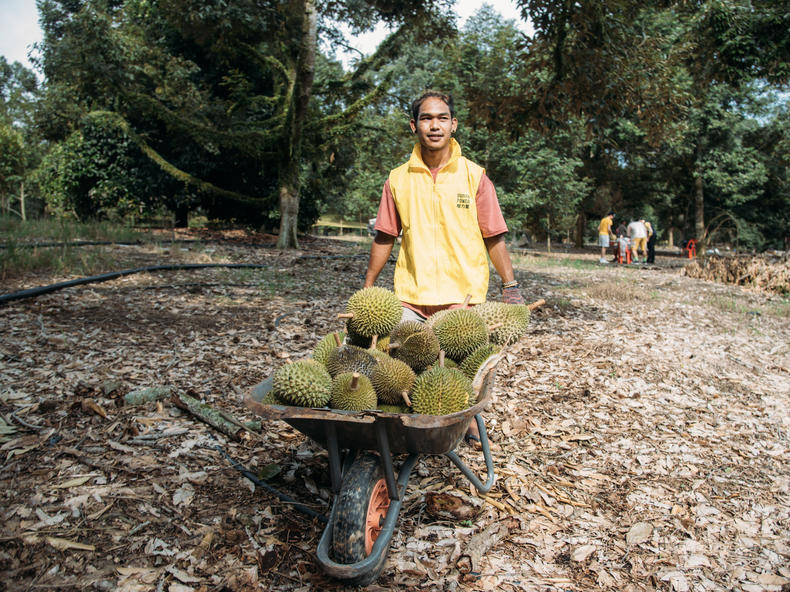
[388,139,488,305]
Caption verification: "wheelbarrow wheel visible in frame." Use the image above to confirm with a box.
[332,453,391,565]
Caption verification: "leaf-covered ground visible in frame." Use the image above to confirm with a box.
[1,232,788,592]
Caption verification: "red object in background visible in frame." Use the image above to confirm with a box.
[683,239,697,259]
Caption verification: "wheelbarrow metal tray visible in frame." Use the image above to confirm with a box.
[245,354,502,455]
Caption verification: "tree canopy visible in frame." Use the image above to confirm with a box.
[0,0,787,250]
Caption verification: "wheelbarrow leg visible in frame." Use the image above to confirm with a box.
[444,414,496,493]
[375,421,399,500]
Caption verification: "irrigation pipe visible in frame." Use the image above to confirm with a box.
[0,254,377,305]
[0,263,272,304]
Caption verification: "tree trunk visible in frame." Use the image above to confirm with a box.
[276,0,317,249]
[575,212,585,249]
[277,179,300,249]
[19,182,26,221]
[174,203,189,227]
[693,168,705,249]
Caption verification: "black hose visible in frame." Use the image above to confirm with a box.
[1,253,388,305]
[215,445,328,523]
[0,239,279,250]
[0,263,272,304]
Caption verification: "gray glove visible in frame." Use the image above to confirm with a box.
[502,283,525,305]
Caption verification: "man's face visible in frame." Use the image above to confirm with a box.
[410,97,457,153]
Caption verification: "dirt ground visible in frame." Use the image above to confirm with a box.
[1,232,788,592]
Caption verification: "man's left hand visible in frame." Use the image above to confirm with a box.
[502,285,525,305]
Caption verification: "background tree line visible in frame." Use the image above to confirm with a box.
[1,0,788,250]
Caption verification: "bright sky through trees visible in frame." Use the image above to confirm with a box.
[0,0,529,72]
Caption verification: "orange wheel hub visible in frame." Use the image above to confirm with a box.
[364,479,390,555]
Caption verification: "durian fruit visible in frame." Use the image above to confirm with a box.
[312,331,345,367]
[330,372,377,411]
[473,301,530,346]
[325,344,378,378]
[272,359,332,407]
[424,308,454,329]
[369,348,390,363]
[427,356,458,371]
[432,308,488,361]
[371,355,416,405]
[261,390,287,405]
[345,287,402,339]
[376,335,391,353]
[389,321,440,371]
[459,343,502,382]
[345,326,373,348]
[377,403,411,414]
[389,320,423,342]
[410,363,474,415]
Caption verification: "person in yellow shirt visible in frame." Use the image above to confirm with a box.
[363,91,522,446]
[363,91,523,317]
[598,211,616,264]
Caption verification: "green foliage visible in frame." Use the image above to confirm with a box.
[37,112,163,220]
[0,123,25,197]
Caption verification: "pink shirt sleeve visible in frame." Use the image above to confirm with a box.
[476,173,508,237]
[373,180,400,237]
[373,172,508,238]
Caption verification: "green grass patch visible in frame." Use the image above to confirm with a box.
[511,252,599,270]
[0,217,154,280]
[0,216,149,244]
[1,241,126,280]
[709,295,790,320]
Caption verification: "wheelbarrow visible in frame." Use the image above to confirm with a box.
[243,352,504,586]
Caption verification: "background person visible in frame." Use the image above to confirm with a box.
[598,211,616,264]
[645,219,656,263]
[627,217,648,263]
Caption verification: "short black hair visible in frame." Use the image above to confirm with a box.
[411,91,455,121]
[607,210,615,217]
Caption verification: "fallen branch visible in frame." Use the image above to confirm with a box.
[456,520,513,574]
[170,392,252,441]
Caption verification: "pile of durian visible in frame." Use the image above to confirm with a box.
[264,287,531,416]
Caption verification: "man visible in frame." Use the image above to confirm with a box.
[598,211,616,264]
[363,91,524,322]
[627,217,648,263]
[644,219,656,264]
[363,91,522,445]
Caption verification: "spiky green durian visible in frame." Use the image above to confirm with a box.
[432,309,488,361]
[325,345,377,378]
[261,390,288,405]
[424,308,454,329]
[272,359,332,407]
[389,320,425,343]
[312,331,345,367]
[369,348,390,363]
[376,335,391,352]
[345,287,402,338]
[410,366,473,415]
[330,372,377,411]
[389,321,440,371]
[459,343,502,384]
[376,403,411,414]
[426,356,458,371]
[345,326,373,348]
[371,356,416,405]
[473,301,531,345]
